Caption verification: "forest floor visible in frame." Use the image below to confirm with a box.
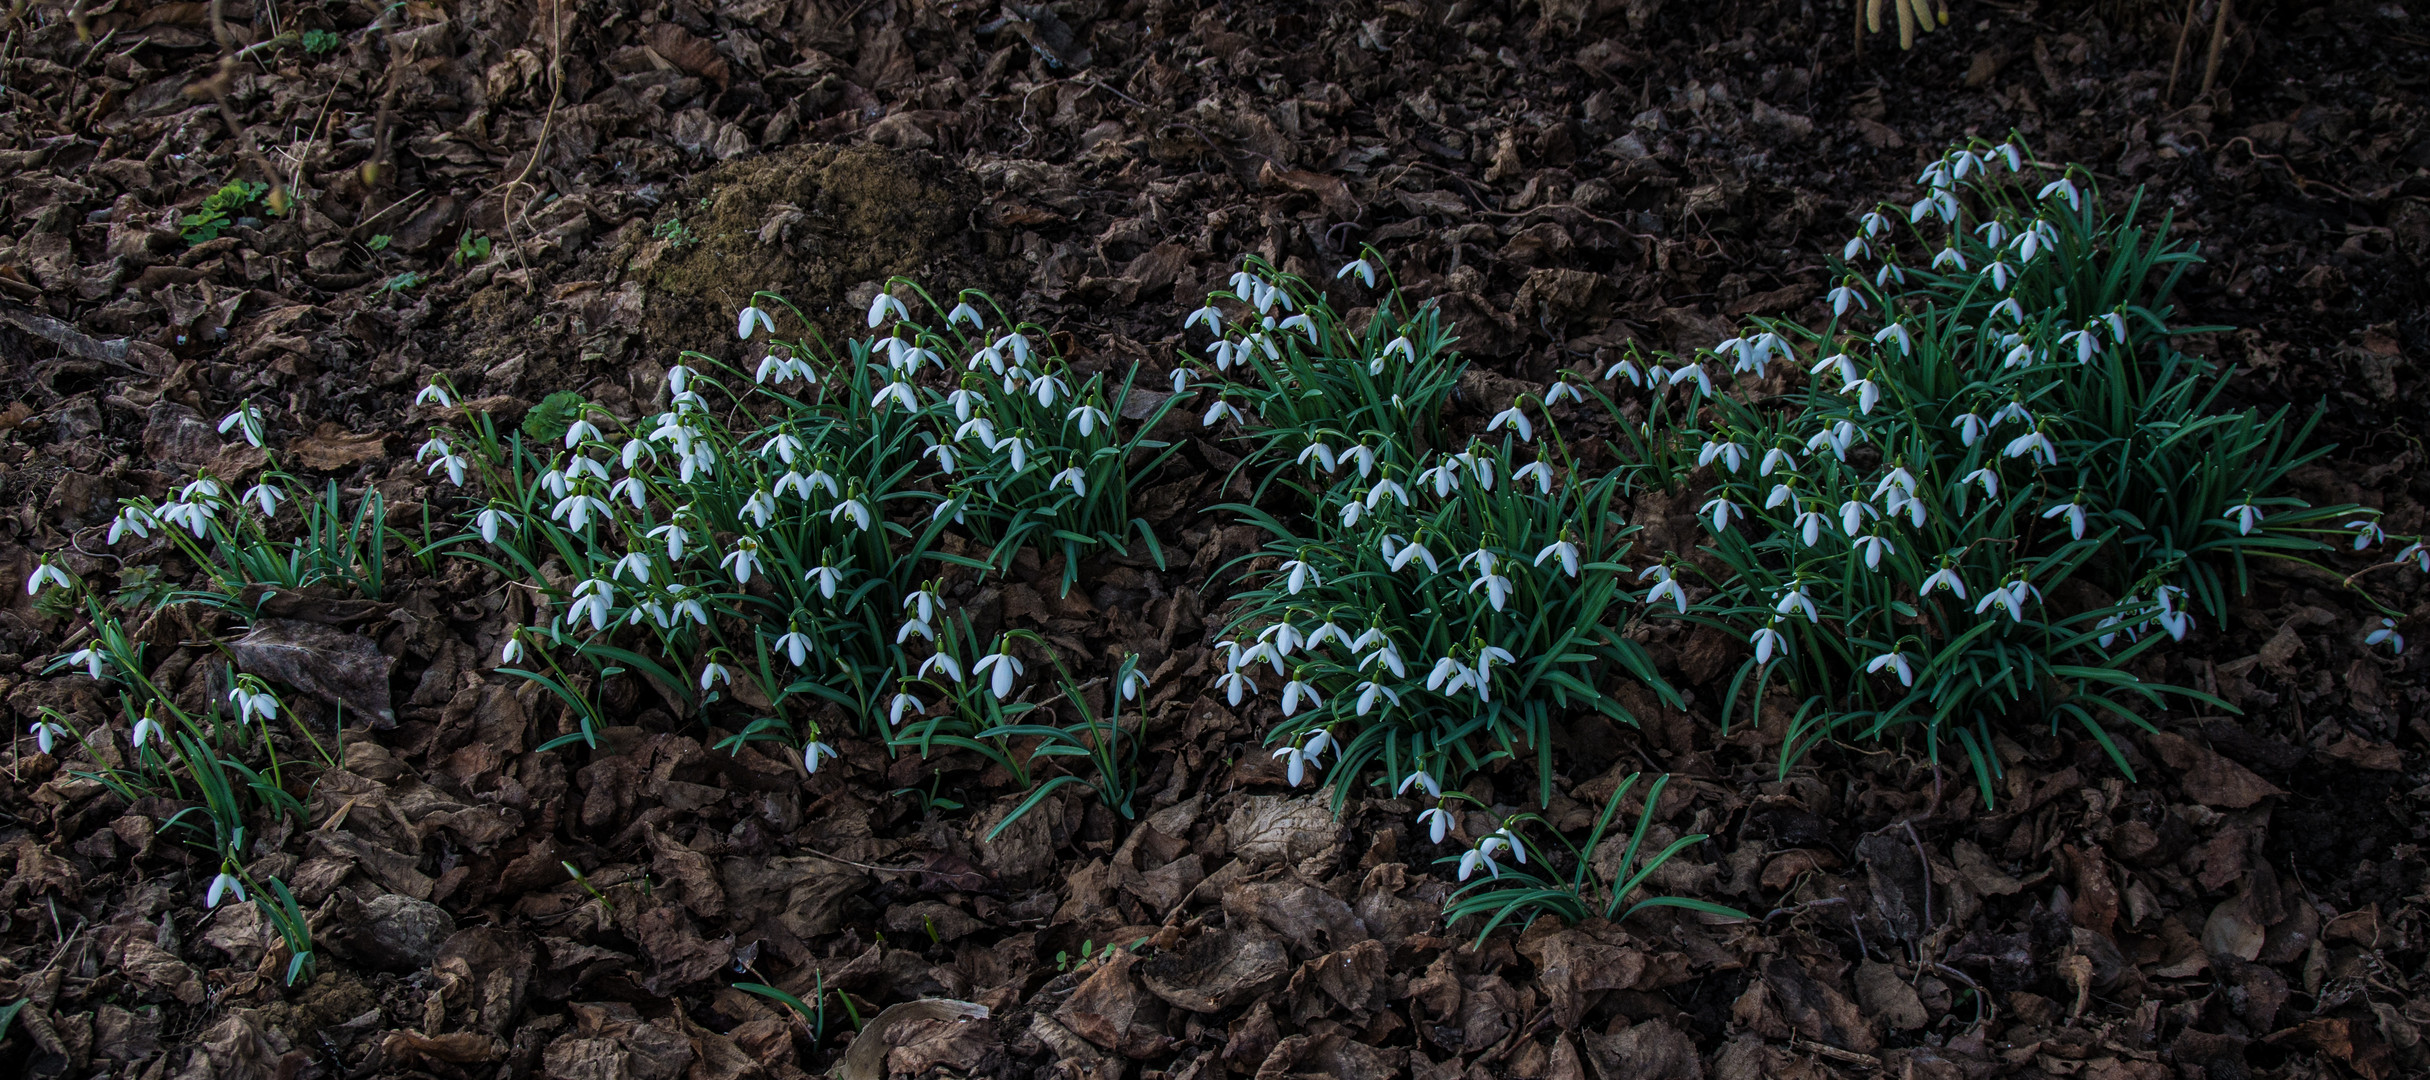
[1,0,2428,1077]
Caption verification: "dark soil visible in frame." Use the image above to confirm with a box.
[3,1,2428,1078]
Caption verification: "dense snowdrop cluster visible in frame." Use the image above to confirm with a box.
[1186,259,1683,822]
[403,284,1174,770]
[1654,138,2372,795]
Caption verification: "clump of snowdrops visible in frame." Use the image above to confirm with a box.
[25,407,354,984]
[1653,136,2367,803]
[1186,256,1685,813]
[417,282,1174,821]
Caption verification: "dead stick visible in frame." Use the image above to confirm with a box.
[2165,0,2199,105]
[2199,0,2231,98]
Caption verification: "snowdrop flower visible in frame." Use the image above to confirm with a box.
[1846,376,1882,414]
[737,490,775,530]
[1990,400,2035,429]
[108,506,155,544]
[1875,263,1907,288]
[866,292,908,328]
[1794,504,1829,547]
[1988,262,2017,291]
[130,715,163,747]
[1873,323,1913,357]
[1812,352,1859,387]
[805,563,843,600]
[207,871,246,909]
[1531,537,1582,579]
[1512,460,1555,494]
[1828,283,1868,315]
[1397,770,1442,799]
[1775,583,1819,623]
[1931,247,1969,271]
[1470,566,1515,610]
[1215,669,1258,705]
[500,632,524,665]
[229,682,278,725]
[1489,405,1533,441]
[697,661,732,692]
[1759,446,1800,476]
[2346,518,2385,550]
[920,653,964,685]
[830,497,873,532]
[974,648,1025,700]
[1341,443,1378,479]
[1874,466,1919,503]
[2154,604,2194,641]
[26,720,65,755]
[1697,438,1749,473]
[1067,405,1111,438]
[1031,373,1070,407]
[1116,666,1151,703]
[608,551,653,585]
[551,492,611,532]
[1337,258,1378,287]
[770,626,814,666]
[944,301,985,330]
[564,417,606,449]
[1974,578,2041,623]
[1259,622,1307,658]
[2043,500,2089,540]
[568,578,617,632]
[415,382,454,408]
[1867,650,1916,686]
[2003,427,2058,466]
[1272,743,1320,787]
[1048,466,1090,498]
[1999,142,2026,172]
[1603,356,1646,385]
[1459,836,1508,881]
[2061,327,2100,364]
[1425,656,1477,697]
[1765,483,1798,511]
[1667,362,1716,396]
[65,645,107,680]
[737,305,777,340]
[1350,680,1401,717]
[1838,498,1878,536]
[1951,412,1987,447]
[888,691,925,727]
[1202,400,1248,427]
[1357,637,1408,680]
[1280,674,1323,716]
[1280,313,1318,343]
[2399,541,2430,573]
[1853,531,1895,570]
[874,379,920,413]
[1844,236,1874,261]
[802,741,839,774]
[1280,557,1320,594]
[25,562,72,596]
[2223,500,2264,536]
[1920,562,1969,599]
[722,538,764,584]
[2038,177,2081,210]
[1749,622,1789,665]
[1701,496,1742,532]
[238,480,288,517]
[2366,618,2405,654]
[1639,564,1688,613]
[218,402,265,447]
[1186,305,1224,333]
[1417,806,1455,844]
